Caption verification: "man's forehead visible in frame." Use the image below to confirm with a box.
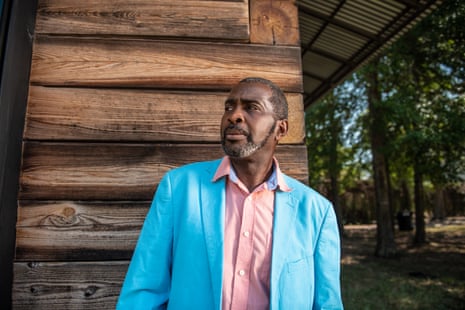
[227,82,272,100]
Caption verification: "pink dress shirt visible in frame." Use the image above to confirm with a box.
[213,157,291,310]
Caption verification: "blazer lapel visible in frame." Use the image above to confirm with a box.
[200,163,226,310]
[270,190,298,304]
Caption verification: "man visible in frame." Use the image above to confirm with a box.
[117,77,343,309]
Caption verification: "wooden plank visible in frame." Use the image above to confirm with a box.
[16,201,147,260]
[19,142,308,200]
[250,0,300,45]
[30,36,303,92]
[17,201,149,228]
[24,86,305,144]
[13,261,126,309]
[16,226,139,261]
[36,0,249,40]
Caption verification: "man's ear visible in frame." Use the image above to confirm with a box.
[275,119,288,141]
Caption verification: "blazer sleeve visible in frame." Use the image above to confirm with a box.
[116,173,174,310]
[313,203,344,309]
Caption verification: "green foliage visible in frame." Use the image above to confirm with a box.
[381,0,465,185]
[305,76,370,191]
[305,0,465,221]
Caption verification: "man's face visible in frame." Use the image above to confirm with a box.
[220,82,279,158]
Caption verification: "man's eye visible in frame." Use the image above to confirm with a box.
[225,105,233,111]
[247,105,259,111]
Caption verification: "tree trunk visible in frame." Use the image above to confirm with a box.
[413,165,426,244]
[366,61,397,257]
[432,184,446,220]
[328,108,344,237]
[401,179,412,211]
[371,148,397,257]
[386,161,395,232]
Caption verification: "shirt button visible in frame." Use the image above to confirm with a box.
[243,231,250,237]
[238,270,245,276]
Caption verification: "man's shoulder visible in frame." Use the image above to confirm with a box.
[282,174,331,205]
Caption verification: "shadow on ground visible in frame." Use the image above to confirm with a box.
[341,217,465,310]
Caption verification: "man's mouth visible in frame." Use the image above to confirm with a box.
[224,126,248,141]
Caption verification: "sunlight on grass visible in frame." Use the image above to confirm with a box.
[341,224,465,310]
[427,224,465,233]
[342,263,464,310]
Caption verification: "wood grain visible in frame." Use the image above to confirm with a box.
[24,86,305,143]
[16,226,139,261]
[13,261,126,309]
[16,201,146,260]
[250,0,300,45]
[30,36,303,92]
[17,201,149,228]
[19,143,309,200]
[36,0,249,40]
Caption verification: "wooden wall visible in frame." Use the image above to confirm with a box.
[13,0,304,308]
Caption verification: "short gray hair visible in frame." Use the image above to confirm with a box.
[238,77,288,120]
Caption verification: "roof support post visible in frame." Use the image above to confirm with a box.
[0,0,37,308]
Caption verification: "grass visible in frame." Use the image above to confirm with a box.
[341,220,465,310]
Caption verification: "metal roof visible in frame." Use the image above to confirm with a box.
[298,0,443,108]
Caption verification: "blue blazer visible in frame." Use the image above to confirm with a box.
[117,159,343,309]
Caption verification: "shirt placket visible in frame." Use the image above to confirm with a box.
[230,192,256,309]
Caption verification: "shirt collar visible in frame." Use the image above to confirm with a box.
[213,156,291,192]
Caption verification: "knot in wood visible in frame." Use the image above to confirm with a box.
[30,286,39,295]
[28,261,40,269]
[63,207,76,217]
[42,207,79,227]
[84,285,98,297]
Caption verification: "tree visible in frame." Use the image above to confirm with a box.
[306,0,465,252]
[381,0,465,243]
[305,79,365,236]
[364,60,397,257]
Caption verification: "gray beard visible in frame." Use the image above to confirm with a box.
[221,122,276,158]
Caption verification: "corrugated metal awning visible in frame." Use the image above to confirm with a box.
[298,0,443,108]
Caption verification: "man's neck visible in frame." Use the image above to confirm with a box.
[229,155,274,192]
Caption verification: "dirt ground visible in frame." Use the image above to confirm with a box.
[341,216,465,282]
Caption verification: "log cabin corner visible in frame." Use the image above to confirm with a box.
[0,0,442,308]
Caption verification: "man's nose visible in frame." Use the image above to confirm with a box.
[228,105,244,124]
